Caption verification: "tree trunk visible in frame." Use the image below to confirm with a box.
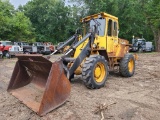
[155,29,160,52]
[152,27,160,52]
[157,29,160,52]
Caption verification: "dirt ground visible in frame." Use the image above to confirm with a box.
[0,53,160,120]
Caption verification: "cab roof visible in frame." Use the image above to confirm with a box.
[81,12,118,22]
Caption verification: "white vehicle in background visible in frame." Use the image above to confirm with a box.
[16,42,37,54]
[34,42,51,55]
[0,41,23,58]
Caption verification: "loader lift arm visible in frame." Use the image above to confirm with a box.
[51,34,78,55]
[51,21,100,79]
[51,28,83,55]
[62,32,93,79]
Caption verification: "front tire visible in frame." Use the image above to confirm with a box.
[119,53,135,77]
[138,47,143,53]
[24,51,30,54]
[3,51,11,58]
[82,55,108,89]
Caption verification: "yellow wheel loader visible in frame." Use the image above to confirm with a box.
[7,12,136,116]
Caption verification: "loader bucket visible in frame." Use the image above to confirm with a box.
[7,54,71,116]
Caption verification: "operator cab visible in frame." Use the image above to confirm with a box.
[81,12,119,53]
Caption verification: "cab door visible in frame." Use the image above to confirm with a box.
[113,21,119,51]
[106,19,118,53]
[106,19,114,53]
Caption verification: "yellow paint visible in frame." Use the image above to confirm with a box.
[128,58,134,73]
[73,38,89,58]
[71,12,134,75]
[94,62,106,82]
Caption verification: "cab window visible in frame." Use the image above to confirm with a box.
[89,18,106,36]
[108,19,112,36]
[113,22,118,36]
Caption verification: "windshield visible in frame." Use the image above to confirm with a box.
[86,18,106,36]
[1,41,13,45]
[36,42,43,46]
[22,42,29,46]
[138,40,145,43]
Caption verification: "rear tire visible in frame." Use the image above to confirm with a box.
[119,53,135,77]
[82,55,108,89]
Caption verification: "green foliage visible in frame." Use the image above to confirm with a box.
[9,12,34,41]
[70,0,154,42]
[144,0,160,51]
[0,0,14,40]
[21,0,76,43]
[0,0,34,42]
[144,0,160,29]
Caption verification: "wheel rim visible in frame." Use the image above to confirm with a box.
[128,59,134,73]
[94,62,106,83]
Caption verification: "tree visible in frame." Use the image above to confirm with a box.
[144,0,160,51]
[69,0,154,43]
[0,0,14,40]
[21,0,74,43]
[9,12,34,41]
[0,0,34,42]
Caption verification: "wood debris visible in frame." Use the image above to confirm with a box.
[94,102,116,120]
